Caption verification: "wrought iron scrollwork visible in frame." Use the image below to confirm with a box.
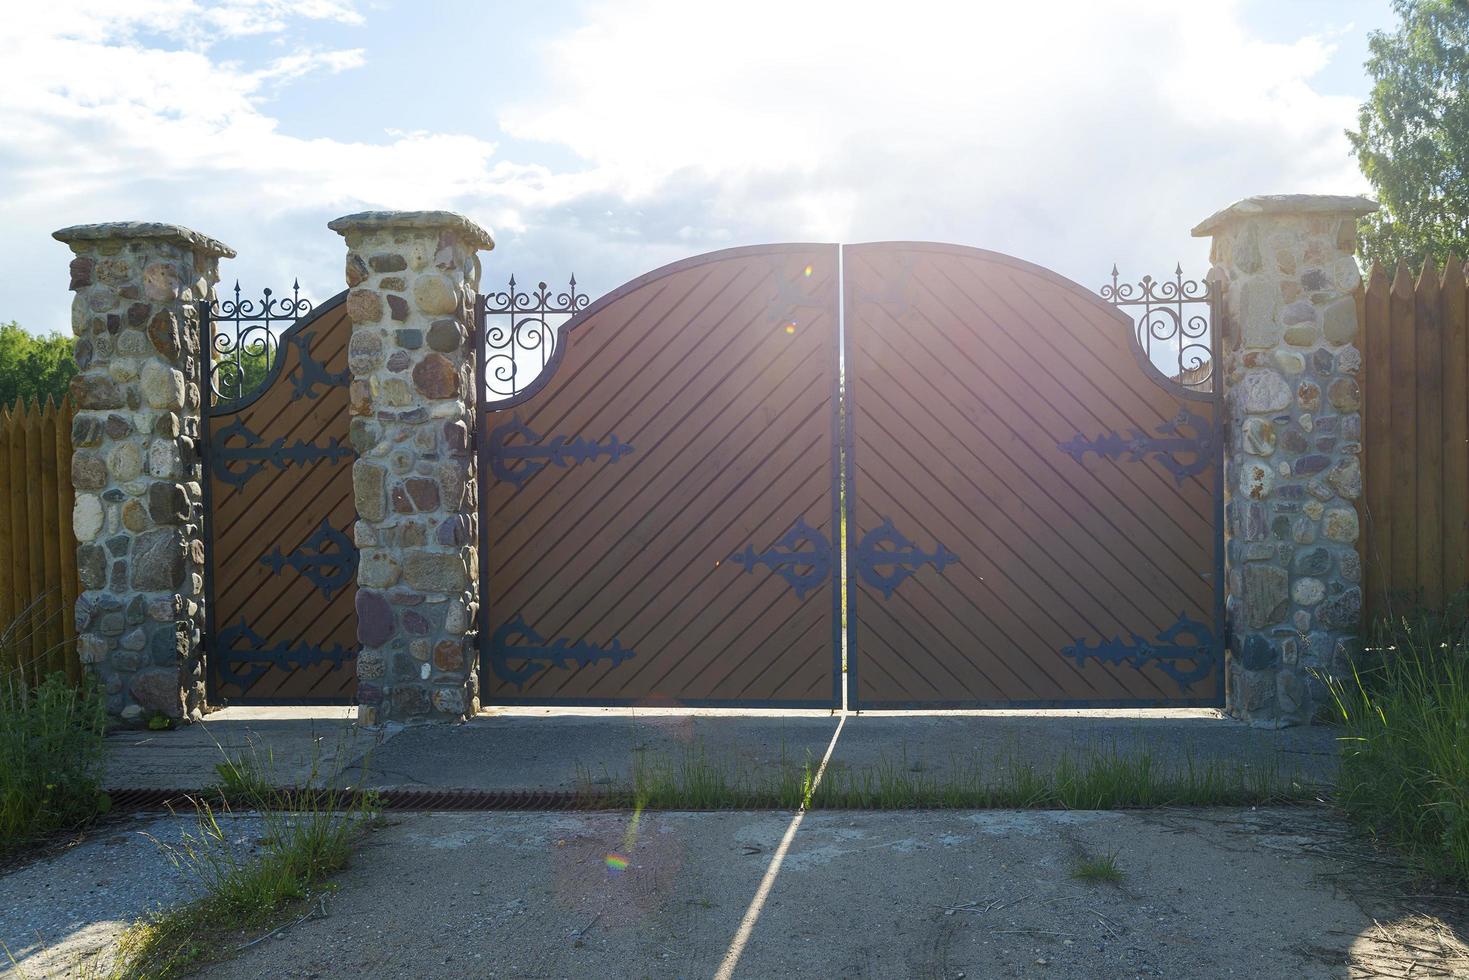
[210,417,352,489]
[487,615,635,689]
[214,619,354,691]
[486,415,633,489]
[479,276,590,406]
[1060,611,1219,691]
[1058,407,1217,485]
[729,517,833,600]
[206,280,313,404]
[260,518,358,600]
[855,519,957,599]
[1102,265,1214,395]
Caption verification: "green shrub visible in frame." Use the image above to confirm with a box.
[0,671,109,851]
[1329,595,1469,883]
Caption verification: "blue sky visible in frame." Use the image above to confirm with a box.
[0,0,1396,335]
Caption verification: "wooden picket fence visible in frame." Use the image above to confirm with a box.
[1360,258,1469,620]
[0,396,80,684]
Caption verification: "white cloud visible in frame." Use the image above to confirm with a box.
[0,0,1370,335]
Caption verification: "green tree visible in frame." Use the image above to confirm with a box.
[1348,0,1469,268]
[0,322,76,407]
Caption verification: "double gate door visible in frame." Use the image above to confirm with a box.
[478,243,1222,709]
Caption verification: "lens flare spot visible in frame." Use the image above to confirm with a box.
[785,322,797,334]
[605,853,629,873]
[803,265,813,277]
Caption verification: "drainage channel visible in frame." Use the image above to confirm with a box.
[105,787,634,813]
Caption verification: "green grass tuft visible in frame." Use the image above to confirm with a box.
[1070,849,1124,884]
[76,735,379,980]
[1329,594,1469,885]
[576,739,1314,811]
[0,599,108,855]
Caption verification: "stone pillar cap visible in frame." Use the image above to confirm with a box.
[1191,194,1378,238]
[52,221,236,258]
[327,210,495,251]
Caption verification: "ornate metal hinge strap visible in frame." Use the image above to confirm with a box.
[852,253,915,317]
[1060,611,1219,691]
[288,331,349,399]
[729,517,832,600]
[766,256,832,329]
[487,615,636,689]
[211,417,352,488]
[1058,408,1216,485]
[856,518,957,599]
[486,415,633,489]
[215,619,354,690]
[260,518,357,600]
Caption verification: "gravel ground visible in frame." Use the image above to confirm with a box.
[189,806,1463,980]
[0,813,265,979]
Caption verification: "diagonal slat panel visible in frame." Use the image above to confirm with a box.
[206,298,358,705]
[480,245,842,707]
[846,243,1221,708]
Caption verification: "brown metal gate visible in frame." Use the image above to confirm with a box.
[203,291,358,704]
[842,243,1222,708]
[477,245,843,707]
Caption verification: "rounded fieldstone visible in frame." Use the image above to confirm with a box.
[142,262,180,302]
[386,350,411,372]
[1283,322,1319,347]
[1327,458,1361,499]
[412,353,459,400]
[1239,460,1274,501]
[1295,381,1321,413]
[147,310,181,359]
[1328,377,1360,412]
[346,254,371,287]
[121,499,149,532]
[1323,507,1359,543]
[348,330,384,375]
[108,441,143,482]
[1239,370,1291,414]
[1274,350,1305,375]
[357,590,395,648]
[403,551,468,592]
[359,550,402,588]
[413,274,459,316]
[74,494,104,541]
[140,360,184,410]
[1321,295,1357,344]
[1319,587,1362,629]
[129,667,183,717]
[426,318,463,353]
[131,528,186,590]
[1291,577,1325,606]
[73,452,108,491]
[346,288,384,324]
[433,640,464,673]
[1242,418,1276,456]
[387,295,409,322]
[354,460,388,523]
[370,253,408,273]
[71,374,124,410]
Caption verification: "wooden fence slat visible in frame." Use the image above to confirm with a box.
[40,399,62,674]
[1442,258,1469,601]
[0,409,11,671]
[57,396,79,683]
[1388,262,1419,606]
[1363,265,1393,616]
[1415,259,1445,609]
[24,402,46,679]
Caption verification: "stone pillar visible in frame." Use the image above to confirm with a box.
[1192,195,1378,727]
[54,223,232,724]
[328,211,492,725]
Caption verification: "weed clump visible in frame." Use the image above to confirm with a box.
[1329,596,1469,885]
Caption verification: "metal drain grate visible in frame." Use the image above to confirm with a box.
[104,787,632,813]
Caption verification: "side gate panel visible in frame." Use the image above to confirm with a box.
[204,296,358,704]
[479,245,842,707]
[844,243,1222,708]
